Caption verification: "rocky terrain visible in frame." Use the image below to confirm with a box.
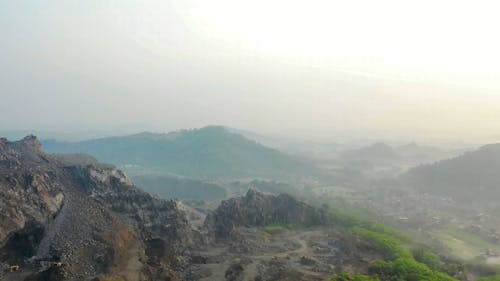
[181,190,380,281]
[185,227,379,281]
[0,136,194,281]
[203,189,327,241]
[0,136,390,281]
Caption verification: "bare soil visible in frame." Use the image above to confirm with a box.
[186,226,379,281]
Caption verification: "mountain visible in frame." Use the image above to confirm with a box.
[0,136,193,280]
[341,142,457,164]
[400,143,500,202]
[341,142,399,163]
[394,142,459,164]
[42,126,317,180]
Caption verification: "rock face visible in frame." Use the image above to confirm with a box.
[0,136,193,280]
[0,136,63,260]
[204,189,327,240]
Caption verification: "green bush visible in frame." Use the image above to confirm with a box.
[331,272,379,281]
[344,228,459,281]
[411,248,442,271]
[353,227,412,260]
[368,257,458,281]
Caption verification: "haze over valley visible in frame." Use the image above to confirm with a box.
[2,1,500,281]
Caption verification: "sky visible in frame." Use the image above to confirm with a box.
[1,0,500,143]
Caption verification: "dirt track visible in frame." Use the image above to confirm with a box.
[189,227,378,281]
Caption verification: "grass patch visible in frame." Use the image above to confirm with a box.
[328,205,411,243]
[263,222,289,234]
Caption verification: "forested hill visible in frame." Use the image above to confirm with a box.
[42,126,317,180]
[400,143,500,202]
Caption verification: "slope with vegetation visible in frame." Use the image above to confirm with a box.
[326,204,467,281]
[194,189,470,281]
[42,126,318,180]
[400,143,500,203]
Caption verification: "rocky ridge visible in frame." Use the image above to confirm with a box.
[203,189,328,240]
[0,136,193,280]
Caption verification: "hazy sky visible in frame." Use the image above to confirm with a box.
[1,0,499,142]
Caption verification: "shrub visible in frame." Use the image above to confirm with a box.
[412,248,442,271]
[369,258,457,281]
[353,227,412,260]
[331,272,379,281]
[349,228,459,281]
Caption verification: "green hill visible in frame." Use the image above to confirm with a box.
[42,126,317,180]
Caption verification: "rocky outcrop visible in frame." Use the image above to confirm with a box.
[204,189,327,240]
[65,164,193,245]
[0,136,194,280]
[0,136,64,258]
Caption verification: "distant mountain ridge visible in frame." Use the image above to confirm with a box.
[42,126,317,180]
[339,141,454,167]
[400,143,500,202]
[341,142,400,162]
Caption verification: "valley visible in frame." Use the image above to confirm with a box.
[2,130,500,281]
[3,2,499,280]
